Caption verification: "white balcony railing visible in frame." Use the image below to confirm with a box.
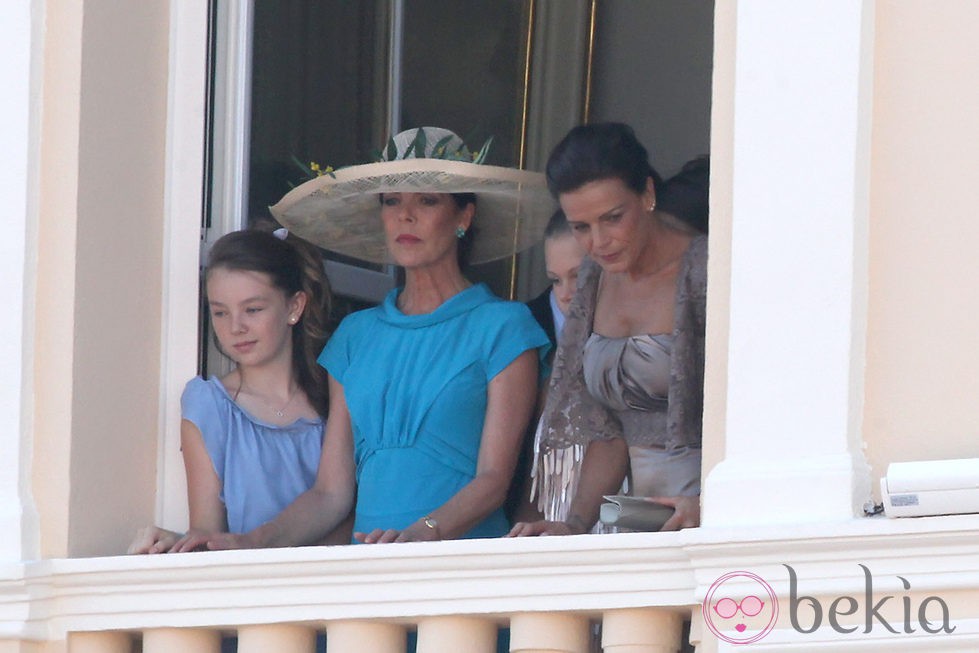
[3,515,979,652]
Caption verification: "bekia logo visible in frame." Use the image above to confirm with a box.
[702,571,779,645]
[703,565,955,645]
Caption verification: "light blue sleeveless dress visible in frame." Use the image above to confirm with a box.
[181,376,325,533]
[319,284,550,539]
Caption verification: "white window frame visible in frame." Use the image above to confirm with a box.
[157,0,213,528]
[160,0,261,528]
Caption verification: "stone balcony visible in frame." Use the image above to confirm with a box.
[4,515,979,652]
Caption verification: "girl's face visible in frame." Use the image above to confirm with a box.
[559,176,655,274]
[380,192,473,270]
[544,232,585,316]
[206,268,306,368]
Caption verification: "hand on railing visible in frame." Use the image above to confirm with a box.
[203,531,263,550]
[167,528,235,553]
[505,519,585,537]
[354,519,442,544]
[127,526,181,554]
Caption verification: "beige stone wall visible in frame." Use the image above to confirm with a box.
[864,1,979,498]
[33,0,83,560]
[33,0,171,557]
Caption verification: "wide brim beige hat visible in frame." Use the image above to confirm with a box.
[269,128,556,265]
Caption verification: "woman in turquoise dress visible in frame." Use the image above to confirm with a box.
[323,279,547,540]
[204,127,554,549]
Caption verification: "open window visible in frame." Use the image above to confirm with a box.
[161,0,714,533]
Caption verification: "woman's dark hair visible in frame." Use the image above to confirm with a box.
[657,155,709,234]
[206,228,333,417]
[546,122,663,197]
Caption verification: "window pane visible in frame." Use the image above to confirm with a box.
[400,0,530,167]
[248,0,390,223]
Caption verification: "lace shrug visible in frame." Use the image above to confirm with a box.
[530,235,707,519]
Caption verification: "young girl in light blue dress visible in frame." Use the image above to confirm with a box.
[129,227,346,553]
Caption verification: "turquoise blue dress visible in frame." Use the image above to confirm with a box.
[319,284,549,539]
[181,376,324,534]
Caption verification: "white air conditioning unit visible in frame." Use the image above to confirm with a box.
[880,457,979,518]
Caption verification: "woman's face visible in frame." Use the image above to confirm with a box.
[544,232,585,316]
[559,177,655,274]
[206,268,304,368]
[380,192,473,270]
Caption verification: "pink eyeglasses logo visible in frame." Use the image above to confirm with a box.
[703,571,779,644]
[713,595,765,619]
